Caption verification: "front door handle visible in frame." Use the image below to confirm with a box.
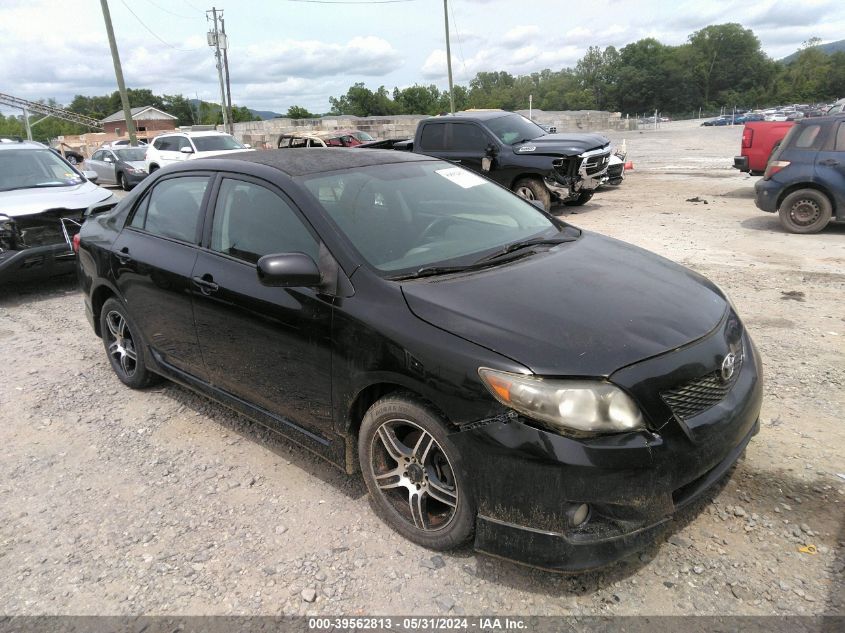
[192,275,219,294]
[819,158,840,167]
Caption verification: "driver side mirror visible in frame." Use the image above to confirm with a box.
[104,156,114,163]
[179,146,194,154]
[257,253,322,288]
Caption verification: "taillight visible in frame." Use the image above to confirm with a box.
[741,128,753,148]
[763,160,790,180]
[72,233,81,254]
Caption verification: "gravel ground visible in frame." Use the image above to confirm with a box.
[0,122,843,617]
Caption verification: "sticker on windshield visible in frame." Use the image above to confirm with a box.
[435,167,486,189]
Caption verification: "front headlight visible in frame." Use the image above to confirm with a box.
[478,368,644,435]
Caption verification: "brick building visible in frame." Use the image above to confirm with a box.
[100,106,178,138]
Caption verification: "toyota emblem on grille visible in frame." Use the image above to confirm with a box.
[721,352,738,382]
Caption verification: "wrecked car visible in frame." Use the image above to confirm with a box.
[0,139,113,284]
[77,149,762,571]
[360,111,611,209]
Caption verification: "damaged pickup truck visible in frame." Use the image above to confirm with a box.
[361,111,612,210]
[0,139,114,284]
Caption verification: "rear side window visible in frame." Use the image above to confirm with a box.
[835,123,845,151]
[419,124,445,150]
[794,125,821,149]
[130,176,209,243]
[210,178,318,264]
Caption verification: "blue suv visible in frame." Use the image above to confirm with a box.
[755,114,845,233]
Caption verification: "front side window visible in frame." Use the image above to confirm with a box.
[130,176,209,243]
[300,161,558,275]
[91,150,104,161]
[210,178,319,264]
[177,137,193,151]
[449,123,489,151]
[192,135,245,152]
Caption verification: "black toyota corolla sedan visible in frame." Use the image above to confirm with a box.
[76,149,762,571]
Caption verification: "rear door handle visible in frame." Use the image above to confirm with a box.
[192,275,219,294]
[116,246,132,265]
[819,159,840,166]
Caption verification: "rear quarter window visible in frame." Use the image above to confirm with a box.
[835,123,845,151]
[793,124,822,149]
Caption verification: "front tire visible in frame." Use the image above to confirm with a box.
[99,298,160,389]
[513,178,551,211]
[359,394,474,550]
[563,191,594,206]
[778,189,832,234]
[119,172,130,191]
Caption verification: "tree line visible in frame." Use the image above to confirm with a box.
[311,24,844,119]
[2,22,843,142]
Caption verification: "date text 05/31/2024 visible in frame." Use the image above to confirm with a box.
[308,617,528,630]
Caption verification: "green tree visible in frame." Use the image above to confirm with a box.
[285,105,316,119]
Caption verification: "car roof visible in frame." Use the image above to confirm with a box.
[191,147,435,177]
[796,113,845,125]
[280,131,353,140]
[158,131,232,138]
[435,110,514,122]
[0,139,47,151]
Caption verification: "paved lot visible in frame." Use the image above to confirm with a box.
[0,123,843,616]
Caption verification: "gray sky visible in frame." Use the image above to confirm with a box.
[1,0,842,115]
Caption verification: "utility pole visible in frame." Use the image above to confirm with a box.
[207,7,229,132]
[443,0,455,114]
[221,16,234,134]
[100,0,137,146]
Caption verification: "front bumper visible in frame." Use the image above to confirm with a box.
[0,243,76,283]
[754,177,780,212]
[124,171,148,186]
[451,327,763,572]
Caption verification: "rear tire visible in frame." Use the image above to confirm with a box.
[513,178,551,211]
[99,298,160,389]
[778,189,832,234]
[359,394,474,551]
[563,191,594,206]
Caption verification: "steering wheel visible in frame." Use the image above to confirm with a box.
[420,216,455,242]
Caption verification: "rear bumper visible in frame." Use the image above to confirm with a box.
[0,243,76,283]
[733,155,749,172]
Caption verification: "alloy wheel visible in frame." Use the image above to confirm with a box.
[515,186,536,200]
[105,310,137,378]
[370,418,458,531]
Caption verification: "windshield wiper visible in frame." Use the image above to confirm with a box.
[391,249,538,281]
[0,182,77,192]
[474,236,577,264]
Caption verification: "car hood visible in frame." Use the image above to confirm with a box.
[401,232,727,377]
[0,181,112,218]
[514,132,610,157]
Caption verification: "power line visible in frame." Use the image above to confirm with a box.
[118,0,204,51]
[448,0,468,81]
[182,0,205,12]
[143,0,197,19]
[284,0,419,4]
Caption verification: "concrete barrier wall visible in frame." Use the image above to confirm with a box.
[232,110,637,146]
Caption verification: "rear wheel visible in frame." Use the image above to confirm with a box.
[513,178,551,211]
[359,394,474,550]
[778,189,832,234]
[99,298,160,389]
[563,191,594,206]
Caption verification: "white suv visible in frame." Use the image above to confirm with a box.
[145,131,252,173]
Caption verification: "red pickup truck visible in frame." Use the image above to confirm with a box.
[733,121,794,175]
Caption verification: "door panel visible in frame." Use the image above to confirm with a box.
[191,176,334,437]
[111,174,211,379]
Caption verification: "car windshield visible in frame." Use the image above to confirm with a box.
[300,161,561,276]
[191,135,245,151]
[114,148,146,161]
[485,113,547,144]
[0,148,83,192]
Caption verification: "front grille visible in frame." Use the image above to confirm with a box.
[661,354,743,420]
[582,152,610,175]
